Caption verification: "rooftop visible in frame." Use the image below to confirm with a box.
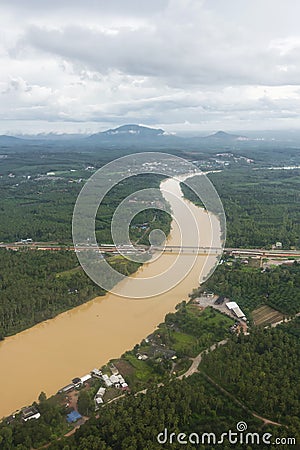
[67,410,82,423]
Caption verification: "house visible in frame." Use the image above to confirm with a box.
[69,374,92,388]
[214,296,225,305]
[72,377,82,388]
[20,238,32,244]
[95,387,106,398]
[22,407,40,422]
[272,241,283,250]
[80,374,92,384]
[94,387,106,407]
[67,410,82,423]
[91,368,102,378]
[117,374,125,384]
[58,383,75,394]
[109,374,120,385]
[202,291,215,298]
[226,302,246,320]
[151,347,176,360]
[104,373,128,389]
[102,374,113,387]
[95,396,104,405]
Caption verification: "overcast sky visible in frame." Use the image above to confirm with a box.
[1,0,300,134]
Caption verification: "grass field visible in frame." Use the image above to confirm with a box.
[252,305,285,326]
[123,354,157,382]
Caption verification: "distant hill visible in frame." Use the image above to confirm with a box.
[87,124,179,147]
[85,124,184,151]
[0,126,254,153]
[16,133,86,141]
[0,135,24,145]
[100,124,165,137]
[205,131,249,141]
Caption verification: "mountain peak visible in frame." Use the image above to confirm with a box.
[206,130,249,141]
[91,124,165,138]
[110,124,163,134]
[213,131,232,138]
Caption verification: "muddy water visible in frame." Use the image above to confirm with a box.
[0,176,221,418]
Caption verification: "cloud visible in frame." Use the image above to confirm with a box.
[20,0,300,89]
[3,0,169,14]
[0,0,300,133]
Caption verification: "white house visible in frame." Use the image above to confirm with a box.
[96,387,106,397]
[102,374,113,387]
[109,374,119,385]
[22,407,41,422]
[95,397,104,405]
[94,386,106,407]
[80,374,92,384]
[226,301,246,320]
[91,368,102,378]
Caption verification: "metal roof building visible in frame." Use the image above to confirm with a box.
[226,301,246,319]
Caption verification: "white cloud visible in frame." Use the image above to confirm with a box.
[0,0,300,133]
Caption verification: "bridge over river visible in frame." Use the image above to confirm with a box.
[1,241,300,258]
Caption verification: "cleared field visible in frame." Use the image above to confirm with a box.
[252,305,285,326]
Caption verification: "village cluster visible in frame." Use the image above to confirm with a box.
[15,366,129,425]
[59,366,129,408]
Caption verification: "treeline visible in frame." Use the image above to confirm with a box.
[1,322,299,449]
[48,375,263,450]
[1,373,297,449]
[48,371,298,450]
[0,248,143,339]
[182,168,300,249]
[0,177,78,242]
[95,174,171,245]
[0,172,170,243]
[0,249,105,339]
[1,274,300,448]
[280,316,300,338]
[201,262,300,316]
[201,327,300,425]
[0,394,68,450]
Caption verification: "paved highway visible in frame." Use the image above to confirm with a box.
[1,241,300,258]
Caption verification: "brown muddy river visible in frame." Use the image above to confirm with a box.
[0,176,221,418]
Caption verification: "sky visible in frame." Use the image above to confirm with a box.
[1,0,300,134]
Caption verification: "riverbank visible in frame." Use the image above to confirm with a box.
[0,175,221,418]
[0,301,235,448]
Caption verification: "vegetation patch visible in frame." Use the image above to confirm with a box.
[182,168,300,249]
[202,261,300,316]
[200,328,300,423]
[252,305,285,326]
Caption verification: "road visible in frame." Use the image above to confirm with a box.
[115,339,284,429]
[40,337,284,448]
[1,241,300,258]
[202,372,284,428]
[178,340,284,427]
[178,339,228,380]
